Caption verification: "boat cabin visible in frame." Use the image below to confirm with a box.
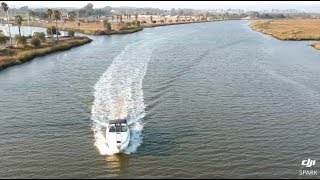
[108,119,128,133]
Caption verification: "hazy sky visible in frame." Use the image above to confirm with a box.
[4,1,320,11]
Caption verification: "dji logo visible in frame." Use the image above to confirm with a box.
[301,159,316,168]
[299,159,318,176]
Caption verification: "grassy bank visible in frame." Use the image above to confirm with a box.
[250,19,320,50]
[22,21,143,36]
[23,19,218,36]
[250,19,320,40]
[53,25,143,35]
[105,26,143,35]
[0,37,92,71]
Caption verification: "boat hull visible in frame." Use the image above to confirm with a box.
[105,129,130,154]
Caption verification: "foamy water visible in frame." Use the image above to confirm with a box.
[90,30,196,155]
[90,39,155,155]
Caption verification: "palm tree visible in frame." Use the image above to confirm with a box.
[53,10,61,41]
[47,9,53,38]
[134,13,138,21]
[27,11,32,36]
[1,2,12,46]
[14,15,23,36]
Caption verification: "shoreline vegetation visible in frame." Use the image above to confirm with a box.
[250,19,320,50]
[0,36,92,71]
[22,19,224,36]
[0,4,95,71]
[22,21,144,35]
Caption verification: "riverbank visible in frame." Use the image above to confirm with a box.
[60,26,144,35]
[21,21,143,35]
[141,19,219,28]
[22,19,219,36]
[0,37,92,71]
[250,19,320,50]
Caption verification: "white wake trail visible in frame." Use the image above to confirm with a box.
[91,39,155,155]
[91,30,196,155]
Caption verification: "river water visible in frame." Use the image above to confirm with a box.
[0,21,320,178]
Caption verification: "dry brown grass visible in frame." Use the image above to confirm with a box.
[250,19,320,41]
[23,17,215,35]
[250,19,320,50]
[23,21,106,35]
[23,21,144,35]
[24,21,104,31]
[0,37,92,70]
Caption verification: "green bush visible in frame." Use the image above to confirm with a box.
[0,34,10,45]
[132,20,140,26]
[15,35,27,46]
[46,26,60,36]
[68,31,75,37]
[33,32,46,42]
[30,37,41,47]
[103,20,112,32]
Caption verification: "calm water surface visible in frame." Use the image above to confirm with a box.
[1,21,320,178]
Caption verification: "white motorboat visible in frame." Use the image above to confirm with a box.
[104,119,130,154]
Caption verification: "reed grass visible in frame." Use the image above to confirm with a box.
[250,19,320,50]
[250,19,320,40]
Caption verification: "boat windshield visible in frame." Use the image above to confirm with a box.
[121,126,127,132]
[109,126,116,132]
[109,125,127,132]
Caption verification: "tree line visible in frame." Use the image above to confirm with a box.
[3,2,317,22]
[1,2,76,48]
